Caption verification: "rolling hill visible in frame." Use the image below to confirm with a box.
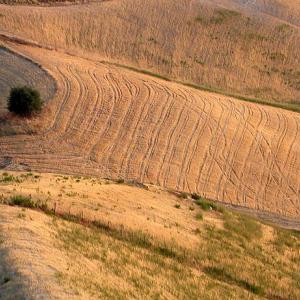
[0,0,300,298]
[0,0,300,103]
[0,172,299,299]
[0,41,300,219]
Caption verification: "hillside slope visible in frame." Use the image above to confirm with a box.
[0,42,300,219]
[205,0,300,24]
[0,0,299,102]
[0,47,56,114]
[0,172,300,299]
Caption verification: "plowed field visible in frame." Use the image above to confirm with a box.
[1,43,300,218]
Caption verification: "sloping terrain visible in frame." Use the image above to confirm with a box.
[228,0,300,26]
[0,172,300,299]
[0,205,72,299]
[205,0,300,26]
[0,0,101,5]
[0,1,300,299]
[0,0,300,102]
[0,42,300,219]
[0,47,56,114]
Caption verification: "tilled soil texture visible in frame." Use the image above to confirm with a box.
[1,44,300,219]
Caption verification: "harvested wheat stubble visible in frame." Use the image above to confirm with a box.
[1,43,300,219]
[0,0,300,103]
[0,47,56,114]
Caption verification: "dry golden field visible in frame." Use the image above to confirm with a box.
[0,0,300,102]
[0,41,300,219]
[0,172,299,299]
[0,1,300,298]
[207,0,300,26]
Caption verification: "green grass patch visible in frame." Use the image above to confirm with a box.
[194,197,224,213]
[204,266,264,296]
[0,173,21,183]
[276,23,292,33]
[210,8,241,24]
[223,212,262,241]
[196,213,203,221]
[273,228,300,252]
[9,195,35,208]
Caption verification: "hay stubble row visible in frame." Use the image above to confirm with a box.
[1,43,300,219]
[1,0,300,103]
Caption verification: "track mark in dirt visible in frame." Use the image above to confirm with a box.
[1,45,300,219]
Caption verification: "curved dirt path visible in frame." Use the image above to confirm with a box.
[1,43,300,220]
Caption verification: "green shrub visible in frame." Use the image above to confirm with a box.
[174,204,181,209]
[8,86,43,117]
[9,195,35,208]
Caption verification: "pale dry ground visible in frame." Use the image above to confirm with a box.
[0,173,240,300]
[0,0,300,102]
[1,42,300,219]
[0,172,300,299]
[0,171,207,248]
[0,205,75,299]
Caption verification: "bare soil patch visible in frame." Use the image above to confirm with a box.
[0,46,56,115]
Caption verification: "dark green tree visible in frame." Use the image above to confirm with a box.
[8,86,43,117]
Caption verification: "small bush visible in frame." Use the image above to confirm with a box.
[116,178,125,184]
[8,86,43,117]
[2,277,10,284]
[9,195,35,208]
[174,204,181,209]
